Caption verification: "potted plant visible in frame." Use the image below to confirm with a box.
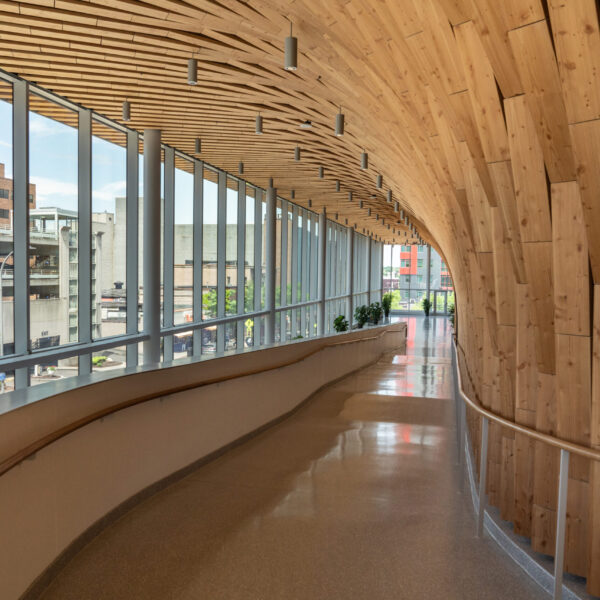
[354,305,369,329]
[368,301,383,325]
[448,303,455,327]
[422,297,432,317]
[333,315,349,332]
[382,293,392,320]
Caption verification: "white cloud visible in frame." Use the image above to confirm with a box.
[30,176,78,211]
[29,117,62,138]
[92,180,126,205]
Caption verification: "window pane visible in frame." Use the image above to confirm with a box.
[275,199,282,308]
[174,157,193,325]
[245,188,255,313]
[225,178,237,316]
[28,94,79,386]
[91,119,127,345]
[202,170,218,319]
[0,80,13,366]
[260,198,266,309]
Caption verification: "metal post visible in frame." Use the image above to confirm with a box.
[280,200,288,341]
[477,415,489,537]
[310,212,318,336]
[366,235,372,306]
[264,184,277,344]
[291,205,299,337]
[236,180,246,350]
[254,189,263,345]
[126,130,139,367]
[192,160,204,356]
[77,108,92,374]
[553,449,570,600]
[301,210,309,336]
[216,171,227,354]
[347,228,354,327]
[142,129,161,365]
[317,208,327,336]
[13,79,30,389]
[380,241,384,302]
[426,243,431,307]
[163,146,175,361]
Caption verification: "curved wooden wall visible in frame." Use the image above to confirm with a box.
[1,0,599,593]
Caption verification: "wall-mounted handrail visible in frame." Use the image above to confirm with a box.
[0,324,404,479]
[453,338,599,600]
[454,340,600,462]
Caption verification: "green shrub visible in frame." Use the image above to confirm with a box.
[92,355,107,367]
[381,293,392,317]
[333,315,349,332]
[354,305,369,328]
[421,297,432,317]
[368,302,383,325]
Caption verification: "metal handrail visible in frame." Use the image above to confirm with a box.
[453,338,599,600]
[454,340,600,462]
[0,324,404,478]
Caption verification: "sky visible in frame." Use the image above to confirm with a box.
[0,98,255,225]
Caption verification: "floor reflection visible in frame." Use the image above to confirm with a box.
[40,315,548,600]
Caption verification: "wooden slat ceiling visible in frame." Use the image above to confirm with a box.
[0,0,453,244]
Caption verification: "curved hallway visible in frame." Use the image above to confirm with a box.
[39,317,546,600]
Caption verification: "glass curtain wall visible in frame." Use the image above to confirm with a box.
[0,70,390,396]
[382,243,454,313]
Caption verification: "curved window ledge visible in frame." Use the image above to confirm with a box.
[0,321,406,600]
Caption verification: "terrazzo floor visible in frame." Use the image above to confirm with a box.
[40,316,547,599]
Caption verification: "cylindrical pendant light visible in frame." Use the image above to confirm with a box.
[268,177,274,188]
[284,22,298,71]
[387,189,392,203]
[335,212,339,220]
[335,180,341,192]
[194,138,201,154]
[308,198,312,207]
[188,58,198,85]
[367,208,372,216]
[348,191,353,202]
[335,107,344,136]
[238,162,244,175]
[318,166,324,178]
[376,174,383,189]
[345,218,348,225]
[394,201,399,213]
[400,209,404,219]
[122,100,131,122]
[361,150,368,170]
[375,213,379,221]
[256,113,263,134]
[359,200,364,209]
[291,189,295,199]
[294,146,301,161]
[404,216,408,225]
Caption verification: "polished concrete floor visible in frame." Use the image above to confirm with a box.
[40,316,547,599]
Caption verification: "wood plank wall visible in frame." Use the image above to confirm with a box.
[0,0,599,593]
